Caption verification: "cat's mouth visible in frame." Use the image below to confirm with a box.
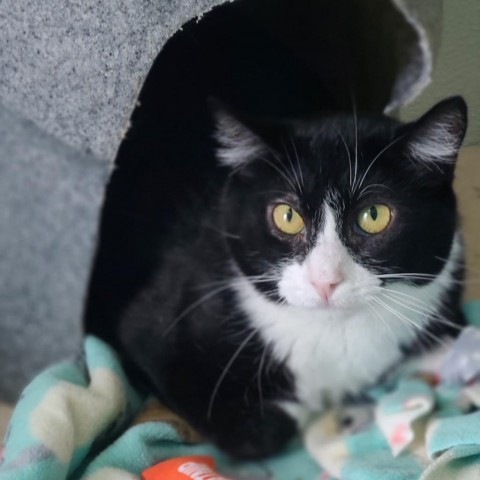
[278,292,361,312]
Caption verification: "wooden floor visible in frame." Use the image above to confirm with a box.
[0,147,479,440]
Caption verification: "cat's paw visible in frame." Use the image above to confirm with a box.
[210,407,296,459]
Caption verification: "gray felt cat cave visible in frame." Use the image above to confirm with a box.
[0,0,441,404]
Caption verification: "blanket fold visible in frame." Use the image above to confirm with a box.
[0,337,318,480]
[2,301,480,479]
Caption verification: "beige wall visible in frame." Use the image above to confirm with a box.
[400,0,480,146]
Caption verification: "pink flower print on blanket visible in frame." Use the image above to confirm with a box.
[375,379,435,457]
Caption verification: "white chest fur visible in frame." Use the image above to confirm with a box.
[233,234,461,414]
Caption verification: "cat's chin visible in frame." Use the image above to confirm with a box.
[280,297,359,312]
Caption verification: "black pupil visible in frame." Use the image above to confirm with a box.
[286,207,293,222]
[370,206,378,221]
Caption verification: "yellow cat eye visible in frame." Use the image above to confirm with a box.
[272,204,305,235]
[357,204,391,234]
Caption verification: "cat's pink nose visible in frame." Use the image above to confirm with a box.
[311,278,342,303]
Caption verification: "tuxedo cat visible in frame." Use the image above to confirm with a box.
[117,96,467,459]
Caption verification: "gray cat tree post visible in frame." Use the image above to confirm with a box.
[0,0,441,401]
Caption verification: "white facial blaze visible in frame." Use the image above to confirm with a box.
[306,209,344,301]
[278,206,377,308]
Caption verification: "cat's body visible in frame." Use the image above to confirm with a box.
[116,97,467,459]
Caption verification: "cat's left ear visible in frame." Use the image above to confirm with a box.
[401,96,467,175]
[209,100,269,169]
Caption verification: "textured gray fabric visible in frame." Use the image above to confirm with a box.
[386,0,443,112]
[0,0,442,401]
[0,0,226,401]
[0,0,226,162]
[0,104,108,399]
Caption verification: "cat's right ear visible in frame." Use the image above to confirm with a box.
[209,99,267,168]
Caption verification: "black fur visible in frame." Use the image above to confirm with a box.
[87,96,467,459]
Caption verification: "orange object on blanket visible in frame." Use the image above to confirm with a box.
[141,455,232,480]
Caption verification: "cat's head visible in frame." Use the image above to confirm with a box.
[213,97,467,312]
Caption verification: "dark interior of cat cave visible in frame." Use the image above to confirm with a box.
[84,0,406,343]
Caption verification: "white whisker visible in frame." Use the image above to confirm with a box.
[256,345,269,416]
[381,292,462,331]
[202,222,241,239]
[351,95,359,192]
[371,296,448,348]
[355,135,405,192]
[258,155,298,193]
[195,275,279,291]
[207,329,258,418]
[282,139,303,195]
[366,301,397,344]
[375,272,466,286]
[376,273,437,279]
[289,133,305,192]
[336,131,353,194]
[358,183,394,199]
[378,288,462,332]
[162,284,234,336]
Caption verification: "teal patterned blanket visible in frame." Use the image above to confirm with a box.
[1,301,480,480]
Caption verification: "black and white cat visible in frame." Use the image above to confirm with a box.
[117,96,467,459]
